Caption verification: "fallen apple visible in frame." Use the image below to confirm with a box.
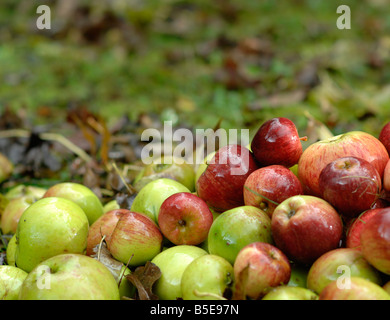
[262,286,318,300]
[379,121,390,155]
[0,265,28,300]
[6,234,17,266]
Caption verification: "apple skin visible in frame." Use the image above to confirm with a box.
[107,211,163,267]
[196,144,259,212]
[271,195,343,265]
[130,178,190,225]
[384,281,390,295]
[151,245,208,300]
[103,199,120,213]
[298,131,389,197]
[18,253,120,300]
[207,206,272,265]
[319,156,382,219]
[4,184,46,200]
[0,152,13,184]
[0,265,28,300]
[86,208,132,256]
[194,151,216,191]
[158,192,213,246]
[233,242,291,299]
[43,182,104,225]
[319,277,390,300]
[262,286,318,300]
[250,117,304,168]
[243,165,303,218]
[345,208,382,250]
[288,263,309,288]
[383,159,390,191]
[15,197,89,273]
[379,121,390,155]
[360,207,390,275]
[6,234,17,266]
[181,254,234,300]
[306,248,382,295]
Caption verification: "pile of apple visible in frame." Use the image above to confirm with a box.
[1,117,390,300]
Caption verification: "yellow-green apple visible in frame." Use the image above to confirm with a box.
[360,207,390,275]
[1,195,36,234]
[207,206,272,265]
[181,254,234,300]
[262,286,318,300]
[103,199,120,213]
[130,178,190,225]
[319,156,382,219]
[158,192,213,245]
[15,197,89,273]
[319,277,390,300]
[0,265,28,300]
[298,131,389,197]
[118,265,136,299]
[306,248,382,295]
[151,245,208,300]
[86,208,131,256]
[6,234,17,266]
[288,263,309,288]
[4,184,46,200]
[250,117,306,168]
[243,165,303,218]
[196,144,258,212]
[107,211,163,267]
[379,121,390,155]
[271,195,343,265]
[18,253,120,300]
[0,152,13,183]
[43,182,104,225]
[384,281,390,295]
[233,242,291,299]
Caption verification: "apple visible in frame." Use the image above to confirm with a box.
[107,211,163,267]
[384,281,390,295]
[288,263,309,288]
[6,234,17,266]
[151,245,208,300]
[194,151,216,190]
[233,242,291,299]
[306,248,382,295]
[383,159,390,191]
[18,253,120,300]
[271,195,343,265]
[86,208,131,256]
[118,265,136,299]
[103,199,120,213]
[360,207,390,275]
[207,206,272,265]
[43,182,104,225]
[251,117,306,168]
[345,208,382,250]
[158,192,213,246]
[319,156,382,219]
[0,265,28,300]
[262,286,318,300]
[379,121,390,155]
[1,195,36,235]
[15,197,89,273]
[4,184,46,201]
[298,131,389,197]
[0,152,13,184]
[319,277,390,300]
[181,254,234,300]
[130,178,190,225]
[243,165,303,218]
[196,144,258,212]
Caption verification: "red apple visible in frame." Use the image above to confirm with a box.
[345,208,382,250]
[360,207,390,275]
[379,121,390,155]
[271,195,343,265]
[250,117,306,168]
[86,209,131,256]
[158,192,213,246]
[233,242,291,299]
[196,144,258,212]
[243,165,303,218]
[319,156,382,219]
[383,159,390,191]
[298,131,389,197]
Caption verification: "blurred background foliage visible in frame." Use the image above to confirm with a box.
[0,0,390,138]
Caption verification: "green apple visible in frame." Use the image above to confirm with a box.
[4,184,46,201]
[103,199,120,213]
[151,245,208,300]
[18,253,120,300]
[15,197,89,273]
[0,265,28,300]
[6,234,17,266]
[130,178,190,225]
[118,265,136,299]
[1,195,36,234]
[288,263,309,288]
[307,248,382,295]
[43,182,104,225]
[262,286,318,300]
[207,206,272,265]
[181,254,234,300]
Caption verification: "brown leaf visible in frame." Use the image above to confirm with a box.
[91,241,124,281]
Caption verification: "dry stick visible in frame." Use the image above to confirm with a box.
[111,161,137,195]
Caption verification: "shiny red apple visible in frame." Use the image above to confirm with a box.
[250,117,306,168]
[271,195,343,265]
[158,192,213,245]
[383,159,390,192]
[379,121,390,155]
[298,131,389,197]
[196,144,258,212]
[243,165,303,218]
[319,156,382,219]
